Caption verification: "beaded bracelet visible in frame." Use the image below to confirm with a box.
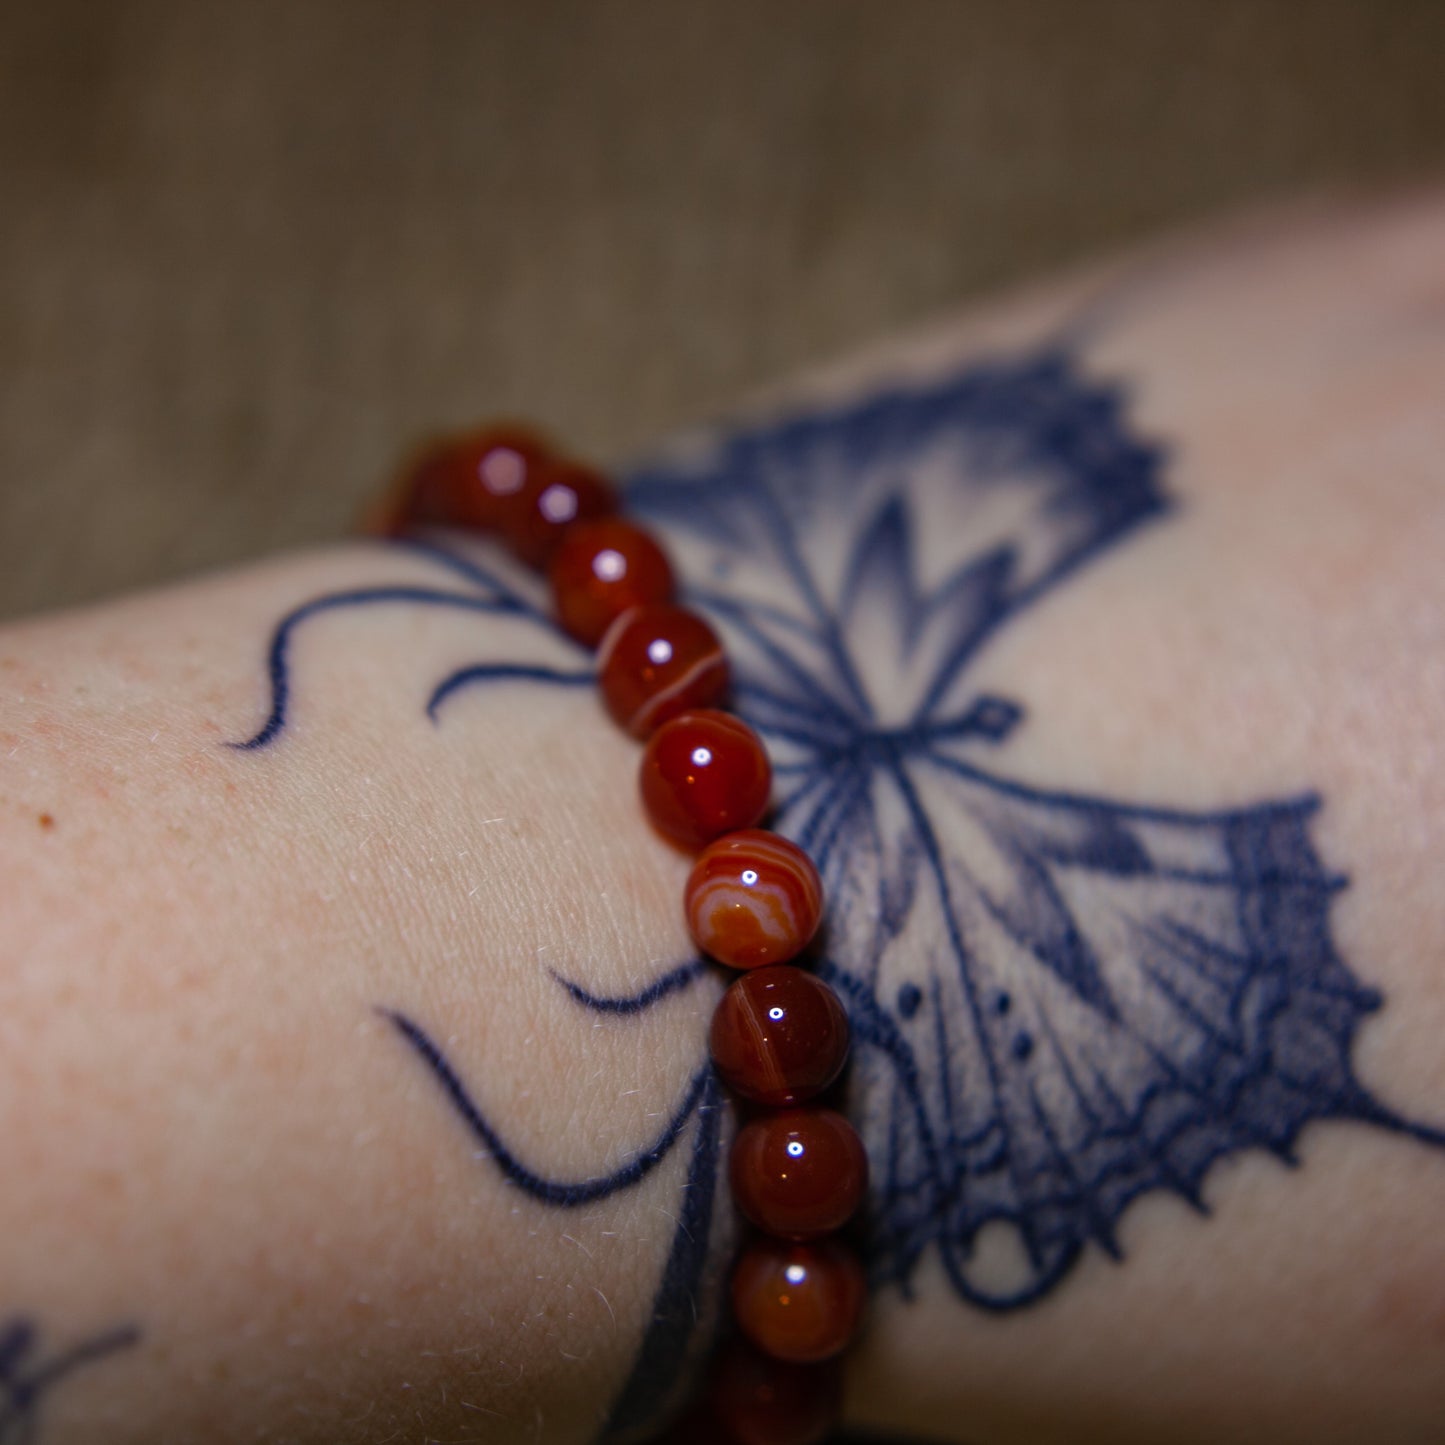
[378,424,865,1445]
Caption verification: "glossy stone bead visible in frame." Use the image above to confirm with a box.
[640,709,770,850]
[598,605,729,739]
[548,519,676,648]
[730,1108,868,1240]
[710,1340,842,1445]
[502,459,618,569]
[685,829,823,969]
[445,424,555,533]
[731,1237,866,1364]
[709,966,849,1107]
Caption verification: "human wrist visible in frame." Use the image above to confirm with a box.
[0,542,732,1443]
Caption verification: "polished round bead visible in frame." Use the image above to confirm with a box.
[445,424,555,533]
[710,1340,842,1445]
[548,519,676,648]
[730,1108,868,1240]
[599,605,729,739]
[502,459,618,569]
[731,1237,866,1364]
[709,966,849,1107]
[640,709,770,849]
[685,829,823,969]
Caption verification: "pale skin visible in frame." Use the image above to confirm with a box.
[2,192,1445,1445]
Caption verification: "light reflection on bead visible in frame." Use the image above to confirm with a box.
[504,460,617,569]
[549,519,675,647]
[731,1237,866,1364]
[640,710,770,849]
[730,1108,868,1240]
[709,966,850,1107]
[684,829,823,969]
[599,605,730,739]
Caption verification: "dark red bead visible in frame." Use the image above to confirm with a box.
[502,459,618,569]
[730,1108,868,1240]
[710,1340,843,1445]
[599,605,730,738]
[731,1237,866,1364]
[709,966,849,1107]
[640,709,769,849]
[548,519,676,648]
[444,424,555,533]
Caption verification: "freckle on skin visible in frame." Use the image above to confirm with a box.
[37,812,55,830]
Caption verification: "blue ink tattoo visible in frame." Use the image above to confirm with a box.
[231,346,1444,1428]
[0,1316,139,1443]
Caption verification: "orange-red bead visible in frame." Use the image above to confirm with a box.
[710,1341,842,1445]
[709,966,850,1107]
[640,709,770,850]
[731,1237,866,1364]
[502,459,618,569]
[445,424,555,533]
[685,829,823,969]
[730,1108,868,1240]
[548,519,676,648]
[599,605,730,739]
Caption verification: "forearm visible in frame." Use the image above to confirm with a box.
[0,547,726,1442]
[3,192,1445,1445]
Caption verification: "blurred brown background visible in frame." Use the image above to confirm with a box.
[1,0,1443,621]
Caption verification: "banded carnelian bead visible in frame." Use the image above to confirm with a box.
[730,1108,868,1240]
[640,709,770,850]
[709,966,849,1107]
[446,424,555,533]
[731,1237,866,1364]
[599,605,729,738]
[548,519,676,648]
[710,1340,842,1445]
[685,829,823,969]
[502,459,618,569]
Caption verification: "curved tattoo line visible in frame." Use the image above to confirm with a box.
[381,1009,708,1206]
[550,960,708,1015]
[0,1318,140,1443]
[600,1069,724,1438]
[384,535,540,604]
[427,662,594,722]
[230,586,533,750]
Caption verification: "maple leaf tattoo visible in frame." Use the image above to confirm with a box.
[232,345,1443,1428]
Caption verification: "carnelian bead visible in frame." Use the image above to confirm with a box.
[446,424,555,533]
[599,605,730,738]
[710,1340,842,1445]
[548,519,676,648]
[731,1237,866,1364]
[502,459,618,569]
[685,829,823,969]
[730,1108,868,1240]
[640,709,770,849]
[709,966,849,1107]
